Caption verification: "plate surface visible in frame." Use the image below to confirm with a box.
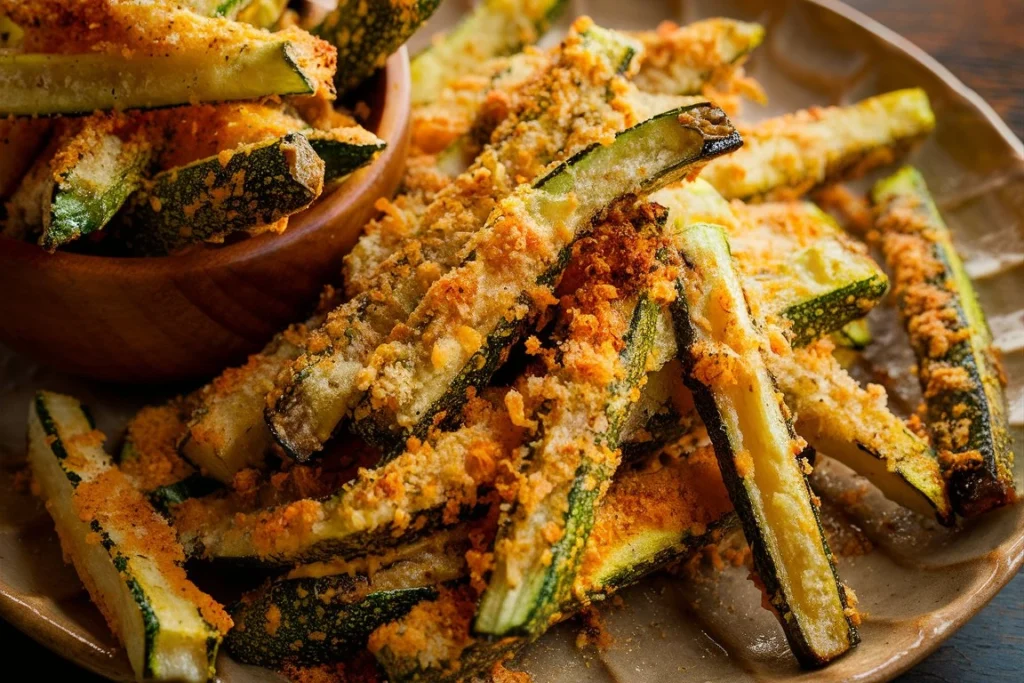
[1,0,1022,681]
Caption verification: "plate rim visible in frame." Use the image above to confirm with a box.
[1,1,1021,681]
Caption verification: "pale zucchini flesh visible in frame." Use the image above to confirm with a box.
[670,224,857,667]
[0,43,319,117]
[771,343,953,524]
[41,130,152,251]
[410,0,568,105]
[28,391,228,682]
[873,166,1015,517]
[265,26,646,461]
[475,288,663,637]
[355,104,742,454]
[701,88,936,200]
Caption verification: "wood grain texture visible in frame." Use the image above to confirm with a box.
[845,0,1023,138]
[0,50,411,384]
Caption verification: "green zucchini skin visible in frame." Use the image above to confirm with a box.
[27,392,228,682]
[313,0,442,93]
[120,132,324,255]
[226,574,438,667]
[40,129,152,251]
[374,448,737,683]
[701,88,935,200]
[833,318,873,350]
[305,131,386,184]
[670,224,858,668]
[148,474,223,515]
[475,286,664,637]
[0,42,321,117]
[264,26,646,462]
[410,0,568,105]
[354,105,742,456]
[873,166,1015,517]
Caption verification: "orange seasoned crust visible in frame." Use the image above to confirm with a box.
[119,401,193,491]
[73,466,232,634]
[3,0,336,98]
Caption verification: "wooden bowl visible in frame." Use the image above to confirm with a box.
[0,49,411,384]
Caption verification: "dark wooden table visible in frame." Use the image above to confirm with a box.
[1,1,1021,680]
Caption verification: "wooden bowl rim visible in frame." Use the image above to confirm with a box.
[0,47,412,278]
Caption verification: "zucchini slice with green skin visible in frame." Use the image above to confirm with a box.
[730,200,890,347]
[632,18,765,95]
[771,342,953,524]
[175,391,524,565]
[652,183,889,347]
[354,104,741,455]
[873,166,1015,517]
[701,88,936,200]
[27,391,231,682]
[120,132,324,256]
[265,24,646,461]
[186,0,284,24]
[225,531,467,667]
[475,213,670,637]
[312,0,442,94]
[410,0,568,105]
[0,31,333,117]
[40,127,152,251]
[305,129,386,184]
[371,447,737,682]
[670,223,858,667]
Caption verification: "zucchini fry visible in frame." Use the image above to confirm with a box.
[312,0,442,93]
[120,132,324,256]
[701,89,935,200]
[411,0,568,106]
[40,115,153,251]
[1,27,335,116]
[670,224,858,667]
[265,23,645,461]
[175,391,523,565]
[475,207,673,637]
[730,200,889,346]
[771,341,953,523]
[27,392,231,682]
[874,166,1015,516]
[371,446,736,682]
[354,105,741,454]
[226,530,469,667]
[632,18,765,96]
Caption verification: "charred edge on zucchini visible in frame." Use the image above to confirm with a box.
[313,0,442,93]
[27,391,230,682]
[873,166,1015,517]
[410,0,568,105]
[264,26,648,462]
[670,223,858,667]
[354,104,742,456]
[120,132,324,256]
[701,88,936,200]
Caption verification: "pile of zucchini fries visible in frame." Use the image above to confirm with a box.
[0,0,443,255]
[20,2,1016,682]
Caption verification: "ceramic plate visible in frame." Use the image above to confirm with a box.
[1,0,1021,680]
